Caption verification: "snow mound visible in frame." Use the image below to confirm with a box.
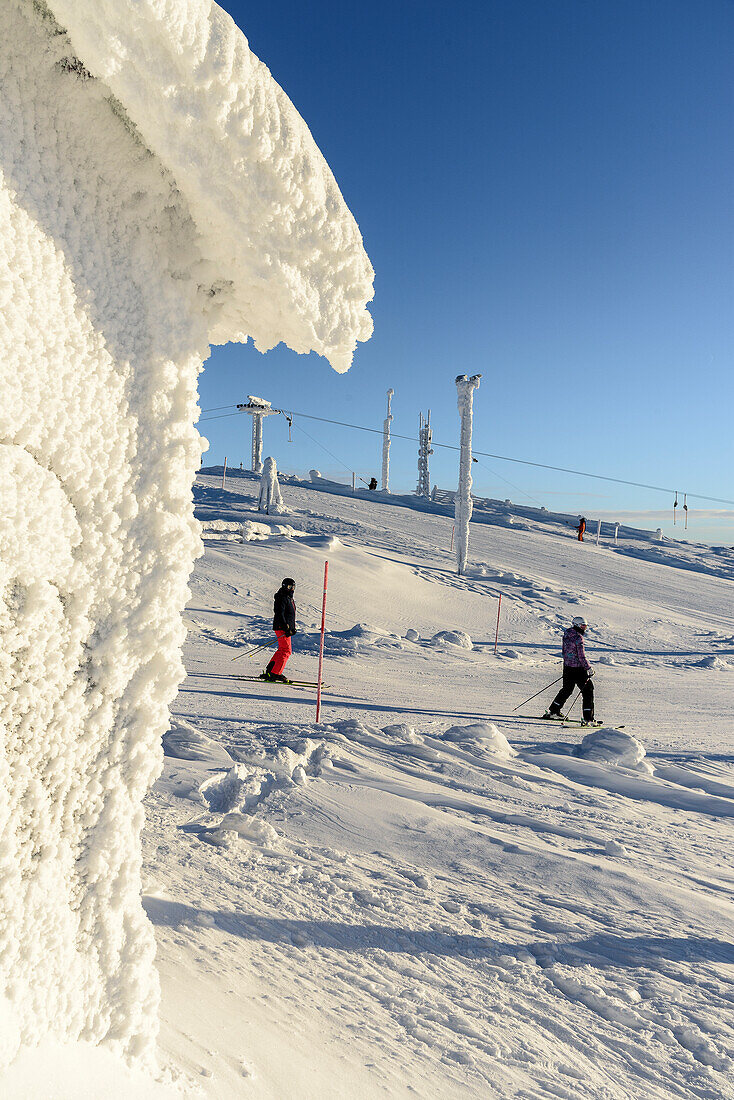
[215,814,280,848]
[442,722,517,758]
[163,718,233,765]
[344,623,388,640]
[430,630,473,650]
[241,520,304,541]
[383,723,420,741]
[692,655,726,670]
[200,740,330,814]
[304,534,343,551]
[298,622,391,659]
[575,729,652,773]
[200,766,251,814]
[200,519,244,541]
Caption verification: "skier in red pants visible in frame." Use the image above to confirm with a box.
[261,578,297,682]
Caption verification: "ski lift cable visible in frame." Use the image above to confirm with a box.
[290,420,352,480]
[200,409,248,422]
[471,456,544,509]
[198,405,734,508]
[286,411,734,507]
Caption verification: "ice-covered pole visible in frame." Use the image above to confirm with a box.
[455,374,481,575]
[315,560,329,723]
[417,410,433,497]
[381,388,394,492]
[238,397,277,474]
[252,414,263,473]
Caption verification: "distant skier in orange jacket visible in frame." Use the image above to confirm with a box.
[576,516,586,542]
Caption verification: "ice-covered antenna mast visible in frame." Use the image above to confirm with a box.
[381,388,394,492]
[237,396,278,474]
[417,410,433,497]
[455,375,481,575]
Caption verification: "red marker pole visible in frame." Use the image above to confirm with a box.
[315,560,329,723]
[494,593,502,655]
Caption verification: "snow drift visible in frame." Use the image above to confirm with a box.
[0,0,372,1074]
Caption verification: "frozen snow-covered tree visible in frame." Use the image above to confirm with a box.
[258,457,285,514]
[0,0,372,1074]
[455,374,481,575]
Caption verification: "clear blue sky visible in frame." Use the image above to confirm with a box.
[201,0,734,544]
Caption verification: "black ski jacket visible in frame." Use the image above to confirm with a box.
[273,587,296,636]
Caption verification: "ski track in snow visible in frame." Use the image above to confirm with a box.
[145,473,734,1098]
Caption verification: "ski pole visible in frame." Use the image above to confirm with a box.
[566,689,581,717]
[315,560,329,723]
[231,641,270,662]
[513,675,563,712]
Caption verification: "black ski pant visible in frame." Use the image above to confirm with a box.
[550,666,594,720]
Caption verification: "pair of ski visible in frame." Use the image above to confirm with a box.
[237,674,326,691]
[537,713,624,730]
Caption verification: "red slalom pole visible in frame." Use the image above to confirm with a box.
[315,560,329,722]
[494,593,502,655]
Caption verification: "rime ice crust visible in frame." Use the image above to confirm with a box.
[0,0,205,1065]
[45,0,375,373]
[1,0,372,1071]
[1,0,374,1071]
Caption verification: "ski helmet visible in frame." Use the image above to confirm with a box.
[572,615,588,628]
[282,577,296,588]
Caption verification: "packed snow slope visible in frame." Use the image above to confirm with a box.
[147,471,734,1098]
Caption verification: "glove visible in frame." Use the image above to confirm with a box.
[586,668,594,679]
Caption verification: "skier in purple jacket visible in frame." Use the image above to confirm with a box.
[545,615,595,723]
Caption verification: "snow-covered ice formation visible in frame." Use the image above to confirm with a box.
[258,456,285,514]
[39,1,374,371]
[0,0,372,1074]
